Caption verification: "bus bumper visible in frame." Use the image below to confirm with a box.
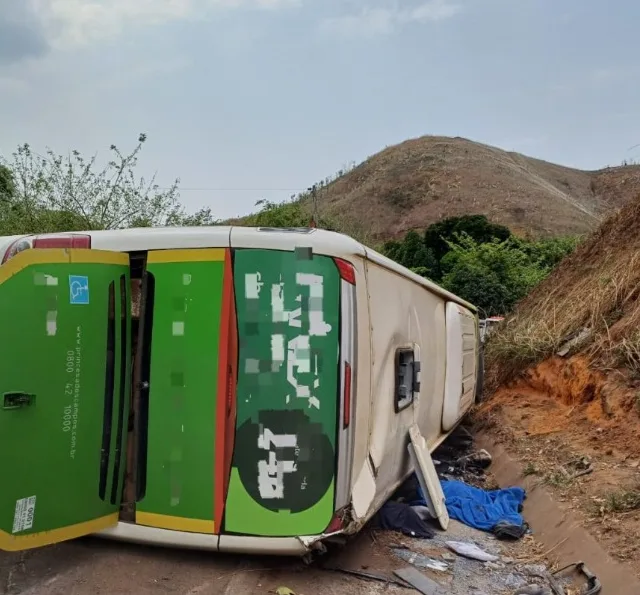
[97,522,311,555]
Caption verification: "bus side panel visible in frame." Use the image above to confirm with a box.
[364,261,447,513]
[224,249,340,537]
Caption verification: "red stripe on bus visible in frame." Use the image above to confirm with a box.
[224,272,238,513]
[214,249,234,532]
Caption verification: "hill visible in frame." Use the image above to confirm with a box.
[240,136,640,242]
[480,191,640,571]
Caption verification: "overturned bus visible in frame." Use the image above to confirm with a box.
[0,226,481,555]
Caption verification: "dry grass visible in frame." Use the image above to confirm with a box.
[485,193,640,391]
[613,332,640,374]
[307,136,640,242]
[603,488,640,513]
[232,136,640,245]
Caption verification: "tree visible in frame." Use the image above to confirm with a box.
[0,165,22,236]
[0,134,203,234]
[242,199,336,230]
[440,261,512,316]
[393,230,438,275]
[168,207,219,227]
[440,234,549,315]
[381,239,403,262]
[380,217,578,315]
[0,165,15,200]
[424,215,511,279]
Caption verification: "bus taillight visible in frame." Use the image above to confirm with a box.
[33,234,91,249]
[333,258,356,285]
[2,234,92,264]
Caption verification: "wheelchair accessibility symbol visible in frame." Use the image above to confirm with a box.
[69,275,90,305]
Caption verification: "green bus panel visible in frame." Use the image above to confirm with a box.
[136,256,224,532]
[0,251,131,550]
[225,249,340,537]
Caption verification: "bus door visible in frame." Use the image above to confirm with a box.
[134,249,233,537]
[0,248,131,551]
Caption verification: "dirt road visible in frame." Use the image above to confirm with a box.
[0,535,406,595]
[1,518,554,595]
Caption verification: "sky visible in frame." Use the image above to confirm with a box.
[1,0,639,219]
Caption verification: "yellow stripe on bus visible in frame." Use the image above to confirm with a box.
[0,513,119,552]
[0,248,129,286]
[147,249,225,264]
[69,250,129,266]
[135,512,215,534]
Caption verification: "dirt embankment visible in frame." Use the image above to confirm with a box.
[480,190,640,575]
[478,353,640,574]
[486,355,640,454]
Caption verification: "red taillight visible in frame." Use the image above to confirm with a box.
[2,234,92,264]
[343,362,352,429]
[333,257,356,284]
[324,512,344,534]
[33,234,91,249]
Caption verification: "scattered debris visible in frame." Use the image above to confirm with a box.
[408,424,450,530]
[412,504,434,521]
[357,427,559,594]
[373,500,435,539]
[515,585,551,595]
[502,572,526,589]
[445,541,499,562]
[556,327,592,357]
[550,562,602,595]
[494,519,528,540]
[521,564,548,577]
[431,431,492,488]
[393,548,449,572]
[393,566,445,595]
[456,449,493,470]
[320,566,411,589]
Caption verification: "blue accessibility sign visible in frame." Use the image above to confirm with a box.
[69,275,90,305]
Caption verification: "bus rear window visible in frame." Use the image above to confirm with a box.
[223,248,341,537]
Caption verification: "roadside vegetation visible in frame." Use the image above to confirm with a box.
[0,134,215,237]
[380,215,579,317]
[484,194,640,392]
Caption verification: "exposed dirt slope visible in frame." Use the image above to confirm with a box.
[306,136,640,241]
[481,193,640,575]
[486,190,640,389]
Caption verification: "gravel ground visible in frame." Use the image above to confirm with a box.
[0,518,550,595]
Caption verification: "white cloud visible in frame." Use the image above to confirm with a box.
[321,0,461,37]
[27,0,300,48]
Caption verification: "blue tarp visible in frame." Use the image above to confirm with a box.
[415,479,526,533]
